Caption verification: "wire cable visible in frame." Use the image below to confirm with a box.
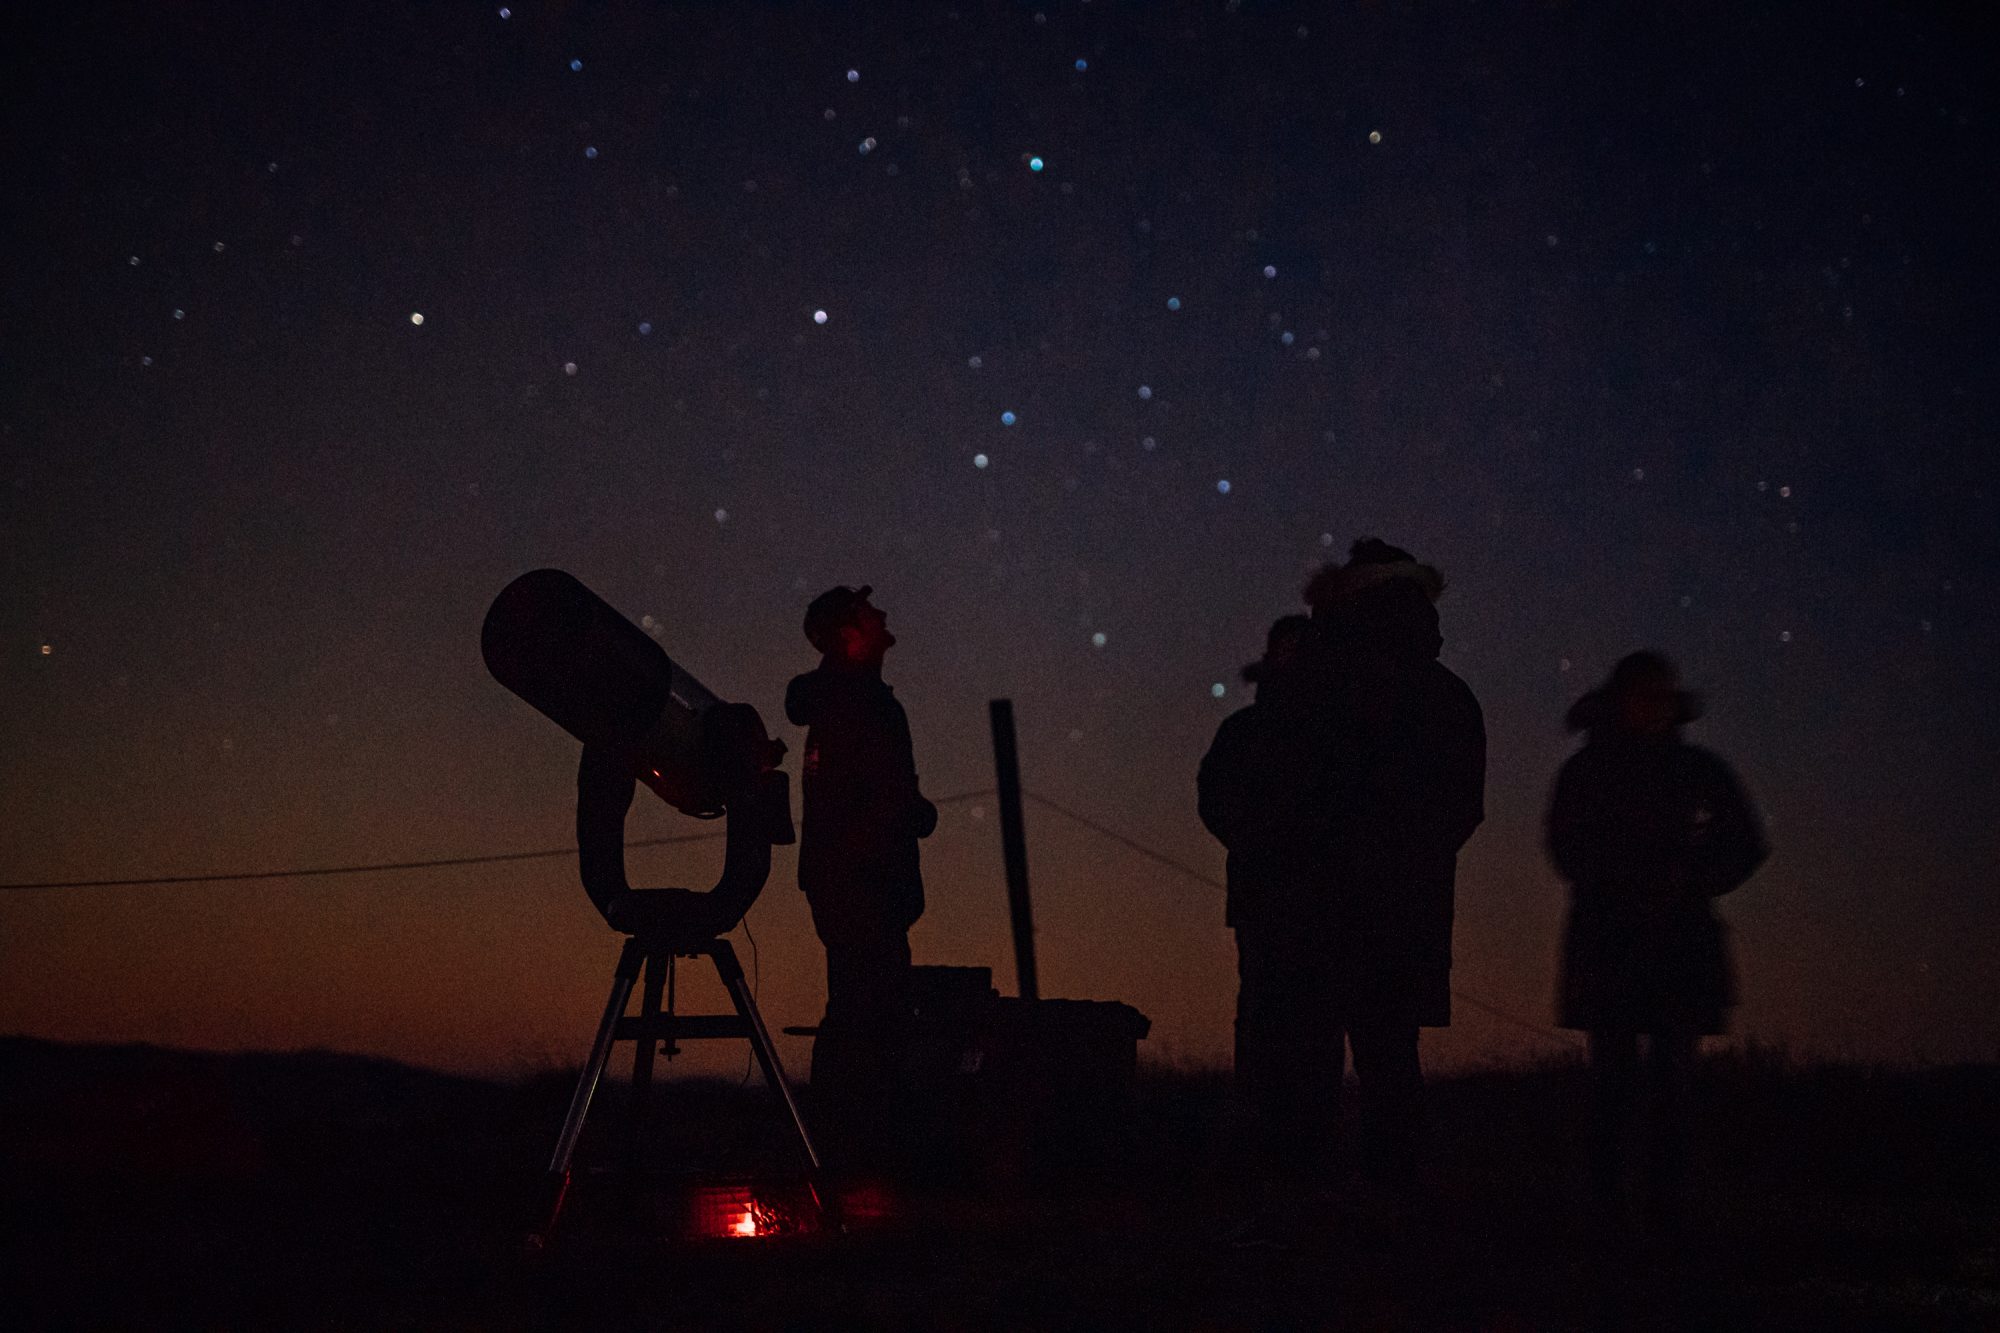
[0,788,996,892]
[1019,787,1581,1048]
[0,782,1568,1045]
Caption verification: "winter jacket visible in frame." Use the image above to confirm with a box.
[1327,652,1486,1027]
[1547,734,1767,1034]
[784,662,936,938]
[1199,601,1485,1027]
[1197,683,1348,929]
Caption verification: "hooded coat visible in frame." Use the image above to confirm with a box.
[784,662,936,938]
[1547,726,1767,1034]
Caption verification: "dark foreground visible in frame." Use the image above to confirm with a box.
[1,1037,1995,1331]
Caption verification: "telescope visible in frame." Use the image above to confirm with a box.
[480,567,795,938]
[483,570,823,1248]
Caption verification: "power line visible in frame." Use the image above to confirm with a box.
[1022,788,1580,1048]
[0,783,1568,1045]
[1022,789,1230,892]
[0,830,722,891]
[0,788,995,892]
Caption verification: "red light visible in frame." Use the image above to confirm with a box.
[686,1183,813,1241]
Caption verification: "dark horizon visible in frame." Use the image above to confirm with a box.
[5,0,1997,1078]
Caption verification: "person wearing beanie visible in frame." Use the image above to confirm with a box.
[1547,651,1767,1237]
[783,585,938,1176]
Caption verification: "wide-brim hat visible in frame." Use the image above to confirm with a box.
[1241,613,1314,683]
[1565,652,1705,732]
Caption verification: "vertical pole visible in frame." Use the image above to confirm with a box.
[988,698,1039,1003]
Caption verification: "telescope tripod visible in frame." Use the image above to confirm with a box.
[529,934,826,1249]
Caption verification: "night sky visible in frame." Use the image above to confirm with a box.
[5,1,1996,1078]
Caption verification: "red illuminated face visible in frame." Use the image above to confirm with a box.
[837,600,894,666]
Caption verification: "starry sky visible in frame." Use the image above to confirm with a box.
[5,0,1996,1078]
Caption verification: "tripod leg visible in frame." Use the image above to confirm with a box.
[530,937,644,1249]
[628,948,667,1174]
[710,942,825,1179]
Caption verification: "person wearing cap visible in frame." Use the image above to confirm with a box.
[784,585,937,1172]
[1296,538,1487,1193]
[1547,651,1767,1235]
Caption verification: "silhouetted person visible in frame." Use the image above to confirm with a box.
[1300,539,1486,1191]
[1201,543,1484,1227]
[1547,651,1767,1236]
[785,585,937,1173]
[1199,615,1349,1189]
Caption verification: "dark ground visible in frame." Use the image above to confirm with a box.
[1,1036,1995,1331]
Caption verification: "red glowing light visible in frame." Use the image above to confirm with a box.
[686,1183,813,1241]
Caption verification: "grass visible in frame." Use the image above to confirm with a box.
[1,1036,1994,1330]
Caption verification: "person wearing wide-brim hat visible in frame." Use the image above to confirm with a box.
[1546,650,1768,1234]
[1199,610,1352,1223]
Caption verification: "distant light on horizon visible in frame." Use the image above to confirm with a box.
[409,312,423,325]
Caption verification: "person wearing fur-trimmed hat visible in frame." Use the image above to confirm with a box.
[1547,650,1766,1234]
[784,585,937,1176]
[1288,538,1486,1190]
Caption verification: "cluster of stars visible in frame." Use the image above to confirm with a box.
[103,3,1875,711]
